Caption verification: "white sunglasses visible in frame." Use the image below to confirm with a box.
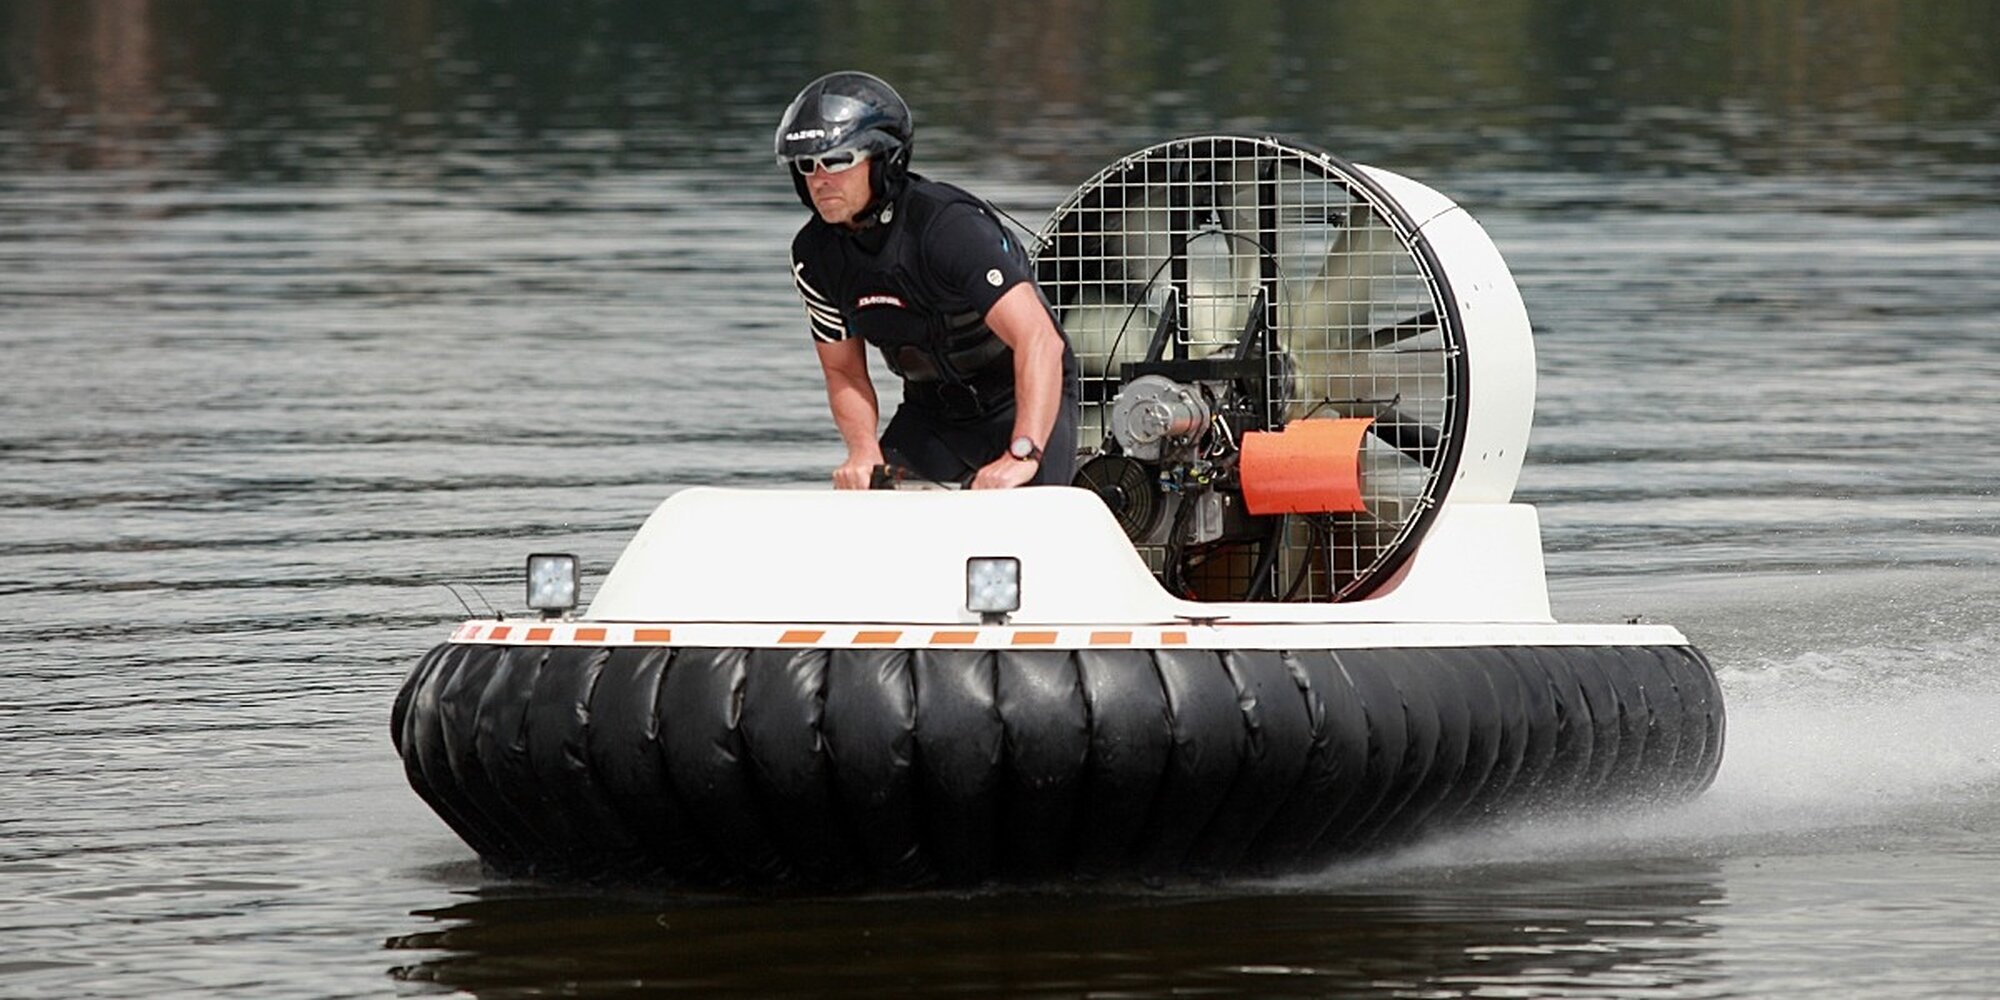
[790,147,872,175]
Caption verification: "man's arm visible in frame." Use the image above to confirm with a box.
[969,282,1064,489]
[815,337,885,490]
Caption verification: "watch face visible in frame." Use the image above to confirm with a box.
[1010,436,1037,460]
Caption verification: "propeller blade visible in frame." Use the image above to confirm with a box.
[1368,405,1441,464]
[1361,308,1438,351]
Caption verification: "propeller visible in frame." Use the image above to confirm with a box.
[1034,135,1468,601]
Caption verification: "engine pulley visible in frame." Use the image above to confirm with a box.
[1108,375,1210,461]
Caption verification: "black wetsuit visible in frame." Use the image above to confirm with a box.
[790,176,1080,486]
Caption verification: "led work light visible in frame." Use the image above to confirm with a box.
[526,553,579,618]
[965,556,1021,625]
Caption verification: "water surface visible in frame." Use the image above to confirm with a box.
[2,2,1997,997]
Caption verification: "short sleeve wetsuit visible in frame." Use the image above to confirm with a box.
[790,176,1080,486]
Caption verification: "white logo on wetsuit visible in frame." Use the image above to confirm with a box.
[986,268,1003,287]
[857,294,905,309]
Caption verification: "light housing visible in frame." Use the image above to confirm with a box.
[526,553,580,618]
[965,556,1021,624]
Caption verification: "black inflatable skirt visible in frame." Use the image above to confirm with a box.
[392,642,1723,888]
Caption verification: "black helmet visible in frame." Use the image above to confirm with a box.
[775,71,914,217]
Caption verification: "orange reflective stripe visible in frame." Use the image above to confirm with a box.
[443,624,1244,648]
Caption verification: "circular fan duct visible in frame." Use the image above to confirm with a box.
[1034,135,1533,602]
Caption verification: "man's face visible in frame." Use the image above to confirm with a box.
[806,158,873,227]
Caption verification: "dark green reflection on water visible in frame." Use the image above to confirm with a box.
[3,0,1995,182]
[387,858,1725,997]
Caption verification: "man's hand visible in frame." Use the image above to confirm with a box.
[833,451,884,490]
[969,454,1038,490]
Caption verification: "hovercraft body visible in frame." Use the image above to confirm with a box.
[392,137,1725,888]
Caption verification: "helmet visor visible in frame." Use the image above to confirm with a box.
[813,93,872,126]
[777,93,874,151]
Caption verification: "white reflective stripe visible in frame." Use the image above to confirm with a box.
[793,262,847,342]
[805,314,844,344]
[792,262,835,306]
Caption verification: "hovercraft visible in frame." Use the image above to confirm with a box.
[392,136,1724,888]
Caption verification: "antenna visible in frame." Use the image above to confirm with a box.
[983,199,1049,255]
[442,582,504,620]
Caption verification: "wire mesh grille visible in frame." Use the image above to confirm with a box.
[1033,135,1464,601]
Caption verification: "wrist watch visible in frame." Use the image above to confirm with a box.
[1008,436,1043,463]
